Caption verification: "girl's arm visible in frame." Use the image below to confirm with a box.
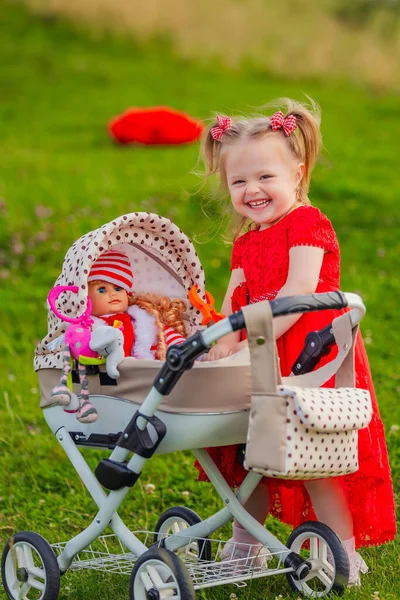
[233,245,324,352]
[271,245,324,339]
[206,267,245,360]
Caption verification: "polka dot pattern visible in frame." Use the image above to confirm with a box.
[34,212,206,370]
[250,385,372,480]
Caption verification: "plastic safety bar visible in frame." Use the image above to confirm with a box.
[72,363,117,387]
[69,431,122,450]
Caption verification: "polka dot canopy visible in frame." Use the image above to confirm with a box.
[35,212,206,370]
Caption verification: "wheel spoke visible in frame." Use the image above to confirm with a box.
[16,546,25,569]
[26,576,45,592]
[321,559,334,576]
[309,536,319,560]
[9,575,21,593]
[171,522,180,535]
[316,567,333,587]
[139,571,153,591]
[18,581,30,599]
[22,544,46,581]
[319,541,328,564]
[27,566,46,580]
[23,545,36,572]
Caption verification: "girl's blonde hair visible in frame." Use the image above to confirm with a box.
[201,98,322,240]
[129,293,187,361]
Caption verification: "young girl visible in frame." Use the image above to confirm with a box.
[51,250,187,422]
[195,100,396,585]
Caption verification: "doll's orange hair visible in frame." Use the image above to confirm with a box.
[129,293,187,360]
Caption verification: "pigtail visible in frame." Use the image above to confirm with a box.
[276,98,322,202]
[201,123,221,176]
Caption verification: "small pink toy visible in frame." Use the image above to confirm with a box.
[47,285,102,423]
[48,285,98,360]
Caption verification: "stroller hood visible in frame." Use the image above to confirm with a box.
[34,212,206,371]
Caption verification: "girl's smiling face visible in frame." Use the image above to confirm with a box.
[89,281,129,316]
[225,134,304,229]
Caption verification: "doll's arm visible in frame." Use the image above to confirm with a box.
[164,326,186,346]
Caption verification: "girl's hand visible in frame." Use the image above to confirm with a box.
[206,340,238,361]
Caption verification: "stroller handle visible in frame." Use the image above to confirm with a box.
[270,291,365,327]
[202,291,365,348]
[150,292,365,397]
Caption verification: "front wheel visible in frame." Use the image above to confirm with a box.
[285,521,349,597]
[130,547,195,600]
[1,531,61,600]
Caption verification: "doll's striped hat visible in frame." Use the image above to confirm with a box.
[88,250,133,292]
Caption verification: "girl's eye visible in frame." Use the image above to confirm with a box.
[260,174,271,180]
[232,179,245,185]
[98,287,106,294]
[114,286,123,292]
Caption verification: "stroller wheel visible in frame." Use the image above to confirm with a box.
[153,506,212,562]
[1,531,60,600]
[285,521,349,597]
[130,547,195,600]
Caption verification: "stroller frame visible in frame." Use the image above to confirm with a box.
[59,293,363,591]
[2,292,366,600]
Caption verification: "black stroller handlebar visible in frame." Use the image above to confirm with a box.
[230,291,348,332]
[269,290,348,317]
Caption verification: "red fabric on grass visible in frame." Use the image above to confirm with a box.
[108,106,203,145]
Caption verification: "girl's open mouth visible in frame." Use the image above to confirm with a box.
[248,199,271,209]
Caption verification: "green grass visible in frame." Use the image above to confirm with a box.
[1,2,400,599]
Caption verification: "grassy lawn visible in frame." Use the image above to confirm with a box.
[0,2,400,599]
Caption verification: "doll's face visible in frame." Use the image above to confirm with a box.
[89,281,129,316]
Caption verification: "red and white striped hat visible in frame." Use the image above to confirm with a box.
[88,250,133,292]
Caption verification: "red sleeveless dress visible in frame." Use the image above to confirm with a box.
[195,205,396,548]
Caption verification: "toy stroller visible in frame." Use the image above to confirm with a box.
[1,212,371,599]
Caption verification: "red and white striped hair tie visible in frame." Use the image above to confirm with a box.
[210,116,232,141]
[270,111,297,137]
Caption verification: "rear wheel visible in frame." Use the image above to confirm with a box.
[154,506,212,563]
[285,521,349,596]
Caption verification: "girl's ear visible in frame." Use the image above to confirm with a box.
[295,163,305,186]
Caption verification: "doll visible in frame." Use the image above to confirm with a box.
[49,250,187,423]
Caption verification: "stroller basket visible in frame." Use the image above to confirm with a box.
[51,532,289,590]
